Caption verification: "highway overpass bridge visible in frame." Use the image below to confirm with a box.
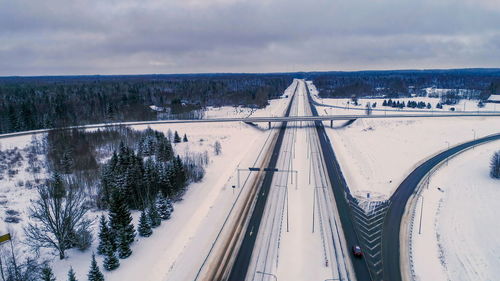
[2,112,500,139]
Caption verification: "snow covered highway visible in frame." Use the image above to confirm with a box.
[202,79,500,281]
[230,80,356,281]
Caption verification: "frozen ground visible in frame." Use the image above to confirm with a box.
[306,81,500,199]
[203,97,291,119]
[410,139,500,281]
[0,81,296,280]
[317,97,499,113]
[308,82,500,114]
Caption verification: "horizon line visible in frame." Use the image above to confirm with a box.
[1,67,500,79]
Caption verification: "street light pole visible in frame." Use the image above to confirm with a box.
[256,271,278,281]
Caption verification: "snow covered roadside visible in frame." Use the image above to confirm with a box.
[306,81,500,114]
[50,121,278,281]
[0,82,295,280]
[409,139,500,281]
[306,80,500,200]
[0,122,273,280]
[203,96,293,119]
[202,80,297,120]
[316,97,500,114]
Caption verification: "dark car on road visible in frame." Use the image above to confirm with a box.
[352,245,363,257]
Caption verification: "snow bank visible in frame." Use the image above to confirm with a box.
[410,140,500,281]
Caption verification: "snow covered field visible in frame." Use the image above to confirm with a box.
[203,97,291,119]
[0,81,296,280]
[308,82,500,114]
[409,140,500,281]
[307,81,500,199]
[318,97,500,113]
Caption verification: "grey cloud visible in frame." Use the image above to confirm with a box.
[0,0,499,75]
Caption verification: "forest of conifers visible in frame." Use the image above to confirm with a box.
[310,68,500,99]
[1,69,499,134]
[0,74,293,134]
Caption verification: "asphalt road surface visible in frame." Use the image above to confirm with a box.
[306,86,374,281]
[382,132,500,281]
[227,85,298,281]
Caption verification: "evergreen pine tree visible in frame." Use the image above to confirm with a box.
[100,164,115,208]
[7,105,19,132]
[143,158,158,202]
[103,239,120,271]
[97,215,110,255]
[109,190,135,246]
[156,193,171,220]
[68,267,78,281]
[172,156,186,193]
[156,138,173,162]
[167,198,174,214]
[158,165,174,197]
[138,209,153,237]
[182,134,188,142]
[491,151,500,179]
[87,254,104,281]
[41,264,56,281]
[148,202,161,228]
[117,231,132,259]
[173,131,181,143]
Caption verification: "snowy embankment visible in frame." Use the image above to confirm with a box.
[203,97,290,119]
[409,140,500,281]
[0,81,296,281]
[307,82,500,115]
[306,81,500,200]
[317,97,499,114]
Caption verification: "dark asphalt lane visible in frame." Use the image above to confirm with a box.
[382,133,500,281]
[307,87,374,281]
[227,86,297,281]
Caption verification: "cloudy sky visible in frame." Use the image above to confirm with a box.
[1,0,499,76]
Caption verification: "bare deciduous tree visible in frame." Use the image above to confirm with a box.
[24,173,91,259]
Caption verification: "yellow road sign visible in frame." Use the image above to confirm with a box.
[0,233,11,244]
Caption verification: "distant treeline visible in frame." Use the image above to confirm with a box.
[309,69,500,99]
[0,74,293,134]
